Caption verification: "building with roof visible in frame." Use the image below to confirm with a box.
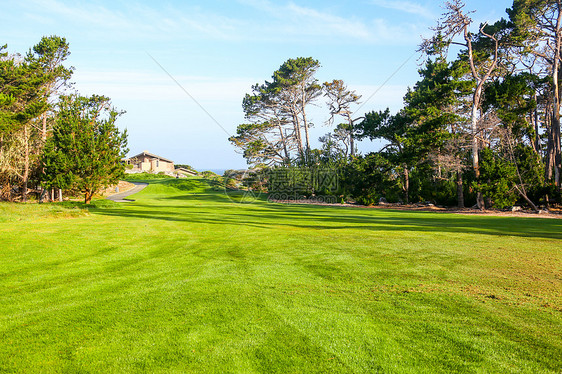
[125,151,175,173]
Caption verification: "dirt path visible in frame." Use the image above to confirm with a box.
[105,182,148,202]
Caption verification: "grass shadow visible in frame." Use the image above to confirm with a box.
[93,191,562,240]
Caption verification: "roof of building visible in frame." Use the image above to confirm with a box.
[130,151,174,164]
[176,167,198,175]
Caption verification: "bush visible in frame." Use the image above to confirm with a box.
[125,173,174,180]
[266,166,342,197]
[341,153,402,204]
[478,148,518,209]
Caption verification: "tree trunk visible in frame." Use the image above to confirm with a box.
[515,185,539,212]
[349,117,355,158]
[552,10,562,189]
[457,171,464,208]
[58,188,63,202]
[302,123,311,162]
[39,187,47,203]
[277,124,290,163]
[42,113,47,142]
[41,80,55,141]
[22,125,29,202]
[292,110,304,159]
[551,110,562,189]
[301,89,311,155]
[464,23,498,210]
[533,93,540,154]
[546,104,555,180]
[471,95,484,210]
[403,165,409,204]
[85,190,93,204]
[302,110,311,153]
[552,42,561,188]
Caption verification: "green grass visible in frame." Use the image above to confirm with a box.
[0,201,88,223]
[0,178,561,373]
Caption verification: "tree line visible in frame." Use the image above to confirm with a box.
[0,36,127,204]
[230,0,562,210]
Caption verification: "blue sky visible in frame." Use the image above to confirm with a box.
[2,0,512,170]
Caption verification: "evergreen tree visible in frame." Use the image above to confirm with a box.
[0,44,48,201]
[42,95,128,204]
[507,0,562,188]
[232,57,322,166]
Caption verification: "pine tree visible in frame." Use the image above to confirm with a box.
[42,95,128,204]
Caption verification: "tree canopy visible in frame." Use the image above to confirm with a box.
[42,95,128,203]
[0,36,127,203]
[230,1,562,211]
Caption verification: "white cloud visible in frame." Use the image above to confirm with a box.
[73,70,255,103]
[371,0,436,20]
[285,3,372,40]
[260,1,429,45]
[24,0,246,42]
[20,0,430,46]
[29,0,136,30]
[236,0,277,13]
[370,18,429,44]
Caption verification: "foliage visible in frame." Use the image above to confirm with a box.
[478,148,519,208]
[340,153,402,205]
[231,57,324,166]
[323,79,362,157]
[227,0,562,210]
[42,95,128,203]
[265,165,341,199]
[483,73,538,133]
[477,142,551,209]
[201,170,219,178]
[0,36,129,205]
[506,0,562,187]
[125,172,174,180]
[229,122,286,165]
[0,44,49,201]
[199,170,225,190]
[353,57,466,205]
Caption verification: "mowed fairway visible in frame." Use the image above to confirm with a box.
[0,178,561,373]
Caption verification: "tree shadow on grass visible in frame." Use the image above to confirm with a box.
[91,193,562,240]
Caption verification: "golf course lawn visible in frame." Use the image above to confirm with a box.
[0,177,560,373]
